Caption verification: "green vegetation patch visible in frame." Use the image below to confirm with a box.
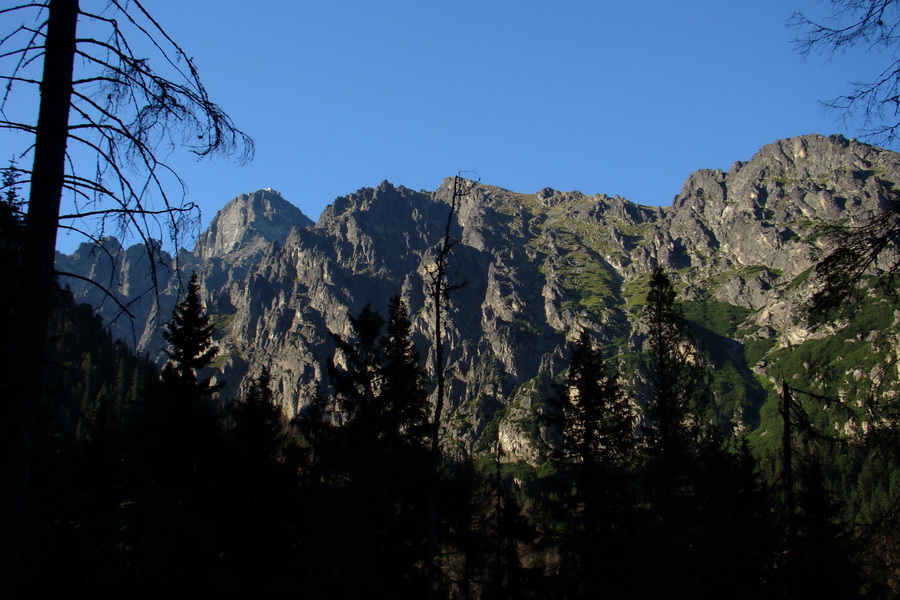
[209,312,237,338]
[785,267,813,291]
[683,300,752,338]
[561,261,620,314]
[681,301,769,433]
[209,353,229,370]
[743,336,777,368]
[765,174,798,187]
[702,264,782,296]
[539,225,623,315]
[623,272,653,309]
[767,300,893,395]
[609,217,653,239]
[488,190,545,219]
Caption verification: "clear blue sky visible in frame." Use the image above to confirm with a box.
[40,1,892,252]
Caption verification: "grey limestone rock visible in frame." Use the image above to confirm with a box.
[56,134,900,461]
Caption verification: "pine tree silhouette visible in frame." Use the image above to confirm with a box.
[548,330,634,467]
[380,295,430,449]
[161,272,221,396]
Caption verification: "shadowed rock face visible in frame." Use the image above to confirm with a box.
[194,188,314,262]
[57,134,900,461]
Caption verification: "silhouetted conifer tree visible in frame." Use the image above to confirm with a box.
[635,268,773,599]
[230,367,286,463]
[486,447,540,600]
[161,273,221,397]
[145,272,222,484]
[541,330,637,597]
[328,302,385,422]
[319,298,431,597]
[291,384,333,481]
[641,268,705,464]
[0,161,23,361]
[790,457,863,599]
[547,330,634,467]
[132,272,228,595]
[377,296,432,593]
[381,294,430,449]
[223,368,304,595]
[0,161,23,256]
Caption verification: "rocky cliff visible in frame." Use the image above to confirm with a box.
[57,134,900,461]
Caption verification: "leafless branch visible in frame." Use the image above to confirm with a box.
[809,192,900,321]
[790,0,900,147]
[54,269,135,320]
[58,204,195,220]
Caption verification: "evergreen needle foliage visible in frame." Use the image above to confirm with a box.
[161,272,220,393]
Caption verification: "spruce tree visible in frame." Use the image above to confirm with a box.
[322,299,430,597]
[380,294,429,449]
[161,272,220,397]
[131,271,228,593]
[144,271,222,487]
[638,268,707,589]
[642,267,705,460]
[636,268,773,598]
[549,330,634,467]
[230,367,285,464]
[290,384,333,481]
[378,295,430,593]
[225,368,301,595]
[328,297,429,447]
[0,161,23,242]
[328,302,385,422]
[543,330,637,597]
[0,162,23,341]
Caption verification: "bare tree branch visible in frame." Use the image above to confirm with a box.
[790,0,900,147]
[0,5,256,588]
[809,191,900,321]
[54,269,135,319]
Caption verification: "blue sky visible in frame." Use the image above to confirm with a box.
[12,1,890,252]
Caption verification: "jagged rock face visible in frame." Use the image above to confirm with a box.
[57,134,900,461]
[667,135,897,279]
[194,188,314,268]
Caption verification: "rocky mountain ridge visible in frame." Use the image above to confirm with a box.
[57,134,900,460]
[195,188,314,263]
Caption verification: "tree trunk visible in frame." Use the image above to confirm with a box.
[425,215,447,599]
[426,175,464,599]
[0,0,79,594]
[781,380,797,599]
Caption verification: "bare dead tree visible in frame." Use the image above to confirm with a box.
[790,0,900,147]
[0,1,252,593]
[2,0,253,322]
[1,2,253,243]
[426,174,475,458]
[424,173,474,598]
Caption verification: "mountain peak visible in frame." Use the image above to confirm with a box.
[57,134,900,462]
[194,189,314,260]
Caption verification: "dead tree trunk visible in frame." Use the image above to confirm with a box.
[0,0,79,594]
[425,174,469,598]
[781,379,797,600]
